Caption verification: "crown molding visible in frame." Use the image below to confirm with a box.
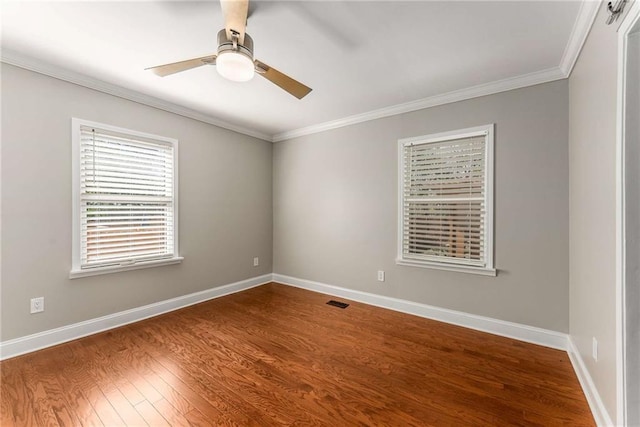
[272,66,566,142]
[0,49,273,142]
[271,0,599,142]
[2,0,598,144]
[559,0,601,77]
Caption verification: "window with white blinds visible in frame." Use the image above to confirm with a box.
[397,125,495,275]
[71,119,180,277]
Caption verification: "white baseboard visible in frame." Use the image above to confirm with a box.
[272,274,619,425]
[567,337,615,427]
[272,273,569,351]
[1,271,608,427]
[0,274,272,360]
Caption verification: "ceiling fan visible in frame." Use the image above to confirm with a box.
[146,0,312,99]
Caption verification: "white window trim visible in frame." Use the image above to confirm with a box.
[396,124,496,276]
[69,257,184,279]
[70,118,182,279]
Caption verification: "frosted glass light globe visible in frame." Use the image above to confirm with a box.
[216,51,255,82]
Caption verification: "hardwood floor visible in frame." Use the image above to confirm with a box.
[1,283,594,426]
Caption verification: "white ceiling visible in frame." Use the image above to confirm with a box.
[1,1,590,140]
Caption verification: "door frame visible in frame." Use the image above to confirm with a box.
[616,1,640,424]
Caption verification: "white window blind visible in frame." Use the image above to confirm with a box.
[398,125,494,274]
[72,119,179,275]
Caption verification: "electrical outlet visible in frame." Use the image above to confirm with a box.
[592,337,598,361]
[377,270,385,282]
[30,297,44,314]
[253,257,259,267]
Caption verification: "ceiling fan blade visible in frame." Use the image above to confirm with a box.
[146,55,216,77]
[220,0,249,45]
[255,60,312,99]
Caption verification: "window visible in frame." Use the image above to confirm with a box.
[71,119,181,278]
[397,124,495,276]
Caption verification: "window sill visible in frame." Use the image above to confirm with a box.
[396,259,497,276]
[69,257,184,279]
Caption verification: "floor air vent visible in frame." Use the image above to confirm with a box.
[326,300,349,309]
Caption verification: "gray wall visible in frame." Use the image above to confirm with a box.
[273,80,570,332]
[1,64,273,341]
[568,4,619,422]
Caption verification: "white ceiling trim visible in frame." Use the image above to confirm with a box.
[273,0,600,143]
[0,49,272,142]
[1,0,599,144]
[272,66,566,142]
[559,0,602,76]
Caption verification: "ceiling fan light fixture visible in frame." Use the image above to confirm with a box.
[146,8,312,98]
[215,29,255,82]
[216,50,255,82]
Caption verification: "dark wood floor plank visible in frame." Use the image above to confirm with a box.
[1,360,24,427]
[222,285,590,423]
[127,315,298,424]
[35,372,81,426]
[174,312,441,425]
[17,354,77,427]
[134,400,170,427]
[52,377,104,427]
[77,334,164,408]
[124,372,164,405]
[103,387,148,426]
[61,341,127,426]
[147,350,266,425]
[184,294,511,424]
[135,324,321,426]
[117,379,146,408]
[82,384,126,426]
[79,340,148,410]
[151,398,194,426]
[0,283,594,426]
[16,344,104,427]
[102,334,242,419]
[183,407,223,427]
[152,314,369,426]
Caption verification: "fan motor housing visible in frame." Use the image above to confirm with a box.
[217,29,254,61]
